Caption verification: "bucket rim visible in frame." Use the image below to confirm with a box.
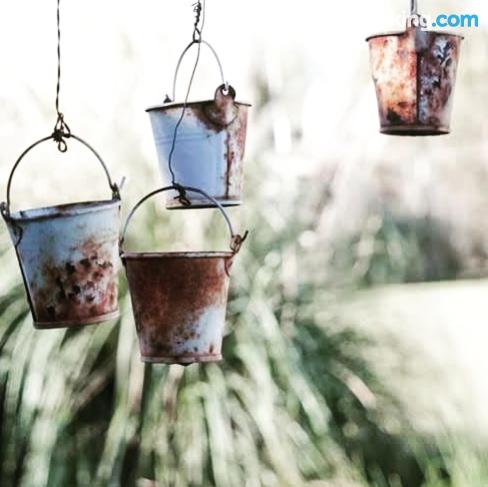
[166,199,242,210]
[141,353,222,364]
[366,29,464,42]
[34,310,120,329]
[146,99,252,112]
[9,199,121,222]
[380,124,450,136]
[121,251,234,260]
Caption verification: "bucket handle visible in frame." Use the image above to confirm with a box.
[1,133,121,219]
[171,40,228,102]
[120,185,248,256]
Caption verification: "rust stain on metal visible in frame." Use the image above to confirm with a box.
[225,109,248,199]
[123,253,232,364]
[31,238,118,326]
[367,27,462,135]
[191,100,248,200]
[148,95,249,208]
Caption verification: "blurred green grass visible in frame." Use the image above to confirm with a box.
[1,155,487,486]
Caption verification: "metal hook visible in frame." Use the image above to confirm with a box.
[411,0,418,15]
[52,113,72,153]
[230,231,249,255]
[201,84,239,129]
[193,29,202,43]
[174,184,192,207]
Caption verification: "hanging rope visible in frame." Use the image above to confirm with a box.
[166,0,207,205]
[52,0,71,153]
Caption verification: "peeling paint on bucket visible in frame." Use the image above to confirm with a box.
[6,201,121,329]
[1,133,122,329]
[147,85,250,209]
[122,252,232,364]
[120,186,247,365]
[367,26,463,135]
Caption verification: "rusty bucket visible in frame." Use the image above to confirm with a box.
[147,41,250,209]
[1,134,122,329]
[366,24,463,135]
[120,186,247,365]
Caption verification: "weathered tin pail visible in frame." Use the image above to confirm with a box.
[1,134,122,329]
[120,186,247,365]
[147,41,251,209]
[367,25,463,135]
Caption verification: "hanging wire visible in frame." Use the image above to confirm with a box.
[410,0,418,15]
[192,0,203,42]
[53,0,71,153]
[166,0,207,204]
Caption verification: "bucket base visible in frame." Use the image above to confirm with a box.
[380,125,450,136]
[166,199,242,210]
[33,310,120,330]
[141,353,223,365]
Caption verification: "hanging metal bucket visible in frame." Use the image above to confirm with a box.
[1,134,122,329]
[366,24,463,135]
[147,41,251,209]
[120,186,247,365]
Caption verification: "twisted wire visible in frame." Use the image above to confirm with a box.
[53,0,71,152]
[193,1,203,41]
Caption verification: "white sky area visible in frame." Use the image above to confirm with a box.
[0,0,485,204]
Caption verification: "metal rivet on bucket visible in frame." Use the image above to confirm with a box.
[366,0,463,136]
[146,6,251,209]
[1,134,122,329]
[120,185,248,365]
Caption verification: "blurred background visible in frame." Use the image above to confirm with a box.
[0,0,487,485]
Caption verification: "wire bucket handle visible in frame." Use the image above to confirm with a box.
[0,133,121,219]
[170,40,234,102]
[120,185,248,255]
